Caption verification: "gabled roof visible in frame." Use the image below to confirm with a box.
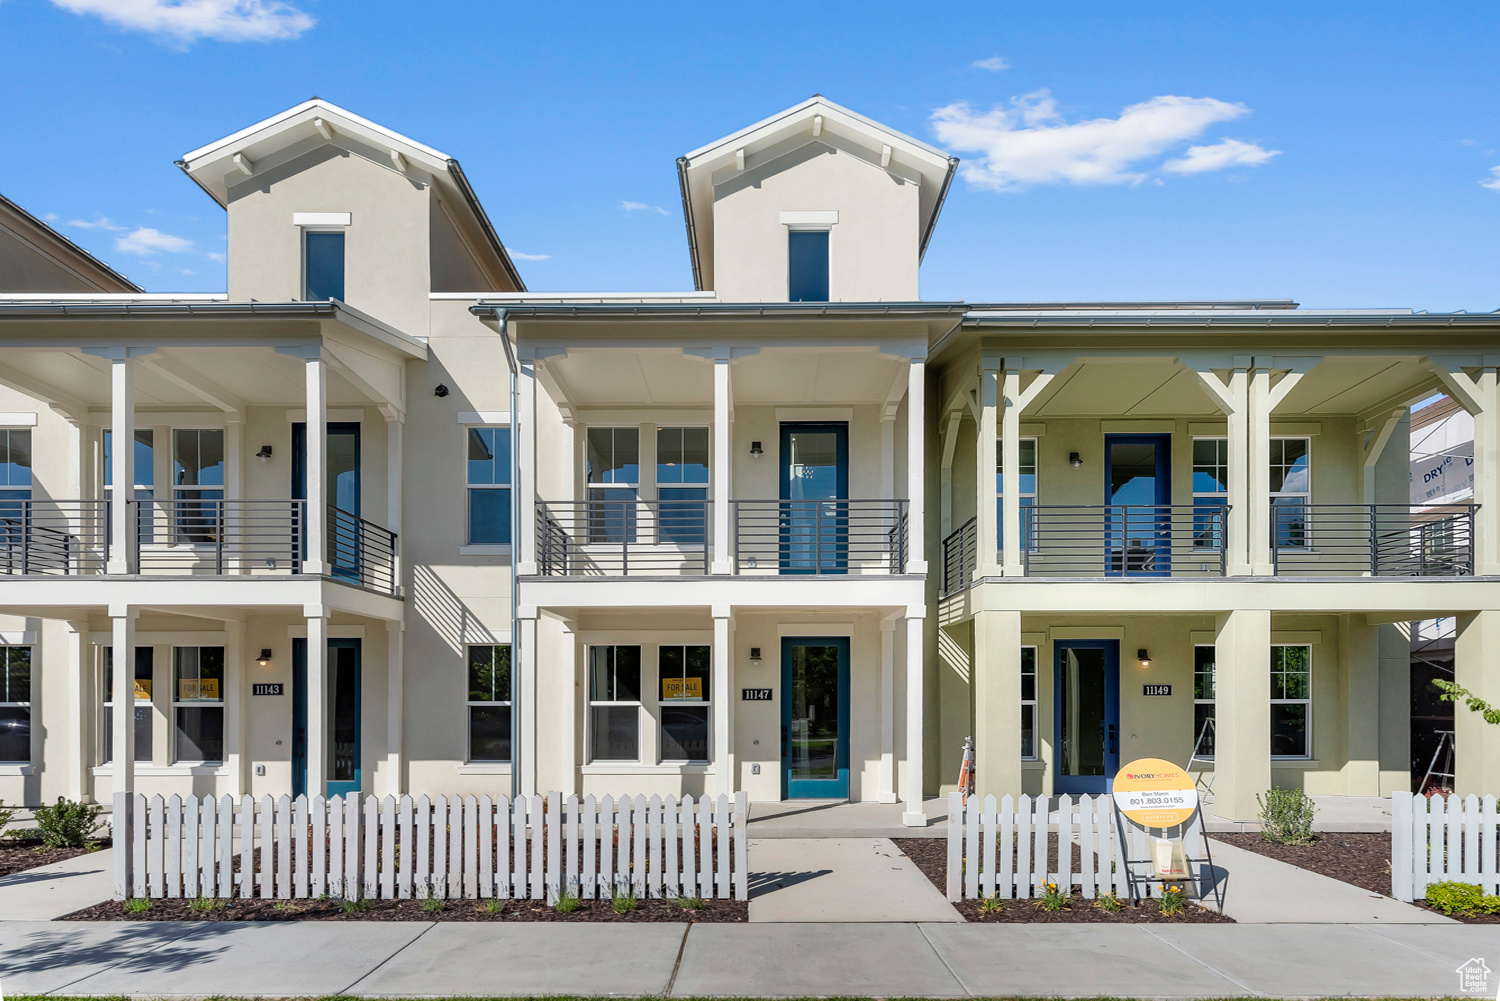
[675,96,959,290]
[176,98,525,291]
[0,192,141,293]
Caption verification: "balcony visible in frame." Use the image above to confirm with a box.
[1271,504,1475,577]
[0,499,398,595]
[534,499,910,577]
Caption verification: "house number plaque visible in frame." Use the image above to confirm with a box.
[741,688,773,701]
[1142,684,1172,697]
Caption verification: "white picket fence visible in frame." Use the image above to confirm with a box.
[1391,791,1499,901]
[112,790,748,902]
[945,791,1211,902]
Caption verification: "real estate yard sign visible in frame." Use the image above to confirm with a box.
[1113,757,1198,881]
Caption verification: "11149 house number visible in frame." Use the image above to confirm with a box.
[1142,684,1173,697]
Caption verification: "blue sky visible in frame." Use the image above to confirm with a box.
[3,0,1498,309]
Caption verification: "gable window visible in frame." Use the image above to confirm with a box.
[467,644,511,762]
[466,427,512,545]
[1270,438,1311,549]
[995,438,1037,551]
[1193,645,1215,758]
[1271,644,1311,758]
[304,231,345,302]
[588,645,641,761]
[173,429,224,544]
[656,426,708,545]
[173,646,224,764]
[102,646,153,765]
[586,427,639,543]
[1021,646,1038,760]
[1191,438,1228,550]
[658,645,710,762]
[0,647,30,763]
[788,230,830,302]
[0,429,32,522]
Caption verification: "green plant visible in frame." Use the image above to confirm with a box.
[188,896,225,913]
[32,797,105,849]
[0,799,16,839]
[674,895,704,911]
[611,891,637,915]
[1433,679,1500,724]
[421,895,446,914]
[979,892,1004,914]
[1096,890,1124,913]
[485,899,504,915]
[342,896,370,913]
[124,897,152,914]
[1256,788,1316,845]
[1157,885,1188,916]
[1039,881,1068,912]
[1425,880,1500,916]
[554,892,581,914]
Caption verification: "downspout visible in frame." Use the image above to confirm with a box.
[494,308,522,802]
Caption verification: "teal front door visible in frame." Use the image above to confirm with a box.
[292,637,362,798]
[781,637,850,798]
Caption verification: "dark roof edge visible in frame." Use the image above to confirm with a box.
[675,156,705,292]
[964,313,1500,328]
[918,157,959,263]
[445,158,527,293]
[0,193,143,293]
[472,300,969,318]
[968,299,1300,310]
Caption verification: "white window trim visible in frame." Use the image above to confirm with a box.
[465,425,512,548]
[0,646,30,766]
[293,212,351,227]
[656,644,712,765]
[587,644,643,765]
[100,646,153,768]
[466,644,512,765]
[997,436,1038,551]
[172,646,225,767]
[1271,643,1313,760]
[1193,643,1215,762]
[781,210,838,228]
[1270,436,1313,550]
[1191,436,1229,552]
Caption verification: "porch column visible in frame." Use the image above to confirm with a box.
[1426,359,1500,575]
[974,607,1023,800]
[384,411,404,593]
[515,348,538,575]
[1247,365,1274,575]
[878,615,897,803]
[66,620,88,801]
[225,620,244,797]
[224,419,243,574]
[1340,614,1381,796]
[109,605,138,795]
[518,606,538,797]
[1189,361,1249,574]
[905,357,926,572]
[386,619,404,796]
[305,606,329,795]
[1000,363,1056,577]
[902,610,926,826]
[1454,609,1500,794]
[1212,608,1271,822]
[712,356,733,574]
[712,607,734,795]
[303,351,328,575]
[107,352,137,573]
[975,362,1000,579]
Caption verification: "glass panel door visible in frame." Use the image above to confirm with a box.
[1054,640,1119,794]
[293,422,362,579]
[292,637,362,798]
[1105,434,1170,576]
[779,423,848,574]
[781,637,850,797]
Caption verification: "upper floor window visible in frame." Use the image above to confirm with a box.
[995,438,1037,549]
[466,427,511,545]
[304,231,345,302]
[1271,438,1311,549]
[656,426,708,545]
[103,429,155,499]
[0,429,32,519]
[1192,438,1228,550]
[587,427,639,543]
[173,429,224,544]
[788,230,830,302]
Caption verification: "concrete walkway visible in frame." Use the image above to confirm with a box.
[0,850,114,921]
[748,838,958,922]
[0,920,1493,997]
[747,797,946,837]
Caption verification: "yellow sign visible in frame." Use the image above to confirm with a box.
[661,677,703,701]
[1112,757,1198,828]
[132,680,152,701]
[178,678,220,700]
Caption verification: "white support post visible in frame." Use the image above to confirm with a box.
[66,620,88,802]
[305,606,329,796]
[303,353,328,575]
[1247,361,1274,575]
[976,365,1000,579]
[108,355,135,574]
[385,411,404,591]
[712,607,733,796]
[1426,358,1500,575]
[518,608,538,797]
[881,415,896,501]
[905,358,926,573]
[225,620,244,797]
[1189,362,1250,575]
[1362,409,1405,505]
[110,605,137,796]
[1000,370,1022,576]
[712,356,733,574]
[902,610,926,827]
[1212,608,1272,822]
[386,619,404,796]
[516,350,538,575]
[224,419,243,573]
[974,607,1023,800]
[878,615,897,803]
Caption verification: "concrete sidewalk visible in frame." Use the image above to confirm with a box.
[0,849,114,921]
[0,920,1493,997]
[748,838,958,922]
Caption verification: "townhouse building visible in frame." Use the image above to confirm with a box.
[0,96,1495,825]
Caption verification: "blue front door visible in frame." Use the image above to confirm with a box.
[781,637,850,797]
[1053,640,1120,795]
[292,637,362,798]
[293,422,362,579]
[779,422,849,574]
[1104,433,1171,576]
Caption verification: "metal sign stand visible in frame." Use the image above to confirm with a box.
[1188,717,1216,794]
[1111,803,1224,910]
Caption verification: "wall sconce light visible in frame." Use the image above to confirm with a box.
[434,384,450,397]
[749,647,762,664]
[257,649,273,667]
[749,441,763,456]
[746,556,758,569]
[1069,452,1083,469]
[1137,648,1151,668]
[255,445,273,461]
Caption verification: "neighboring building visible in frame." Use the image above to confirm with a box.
[0,97,1495,823]
[0,192,141,294]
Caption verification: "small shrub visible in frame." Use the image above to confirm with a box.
[1096,890,1124,913]
[1039,881,1068,912]
[0,799,16,838]
[1158,885,1187,916]
[979,893,1004,914]
[554,892,581,914]
[342,897,370,914]
[1426,881,1500,916]
[32,797,106,849]
[188,896,225,913]
[674,895,704,911]
[124,897,152,915]
[421,895,445,914]
[1256,788,1316,845]
[485,899,504,915]
[611,891,637,915]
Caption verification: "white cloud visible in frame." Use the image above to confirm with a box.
[1481,167,1500,192]
[972,56,1009,71]
[507,249,551,261]
[205,251,226,262]
[114,227,194,255]
[621,200,669,215]
[48,0,314,44]
[67,215,126,231]
[1162,138,1280,174]
[932,90,1268,190]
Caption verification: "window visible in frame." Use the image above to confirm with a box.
[656,427,708,545]
[0,647,30,763]
[787,230,829,302]
[586,428,639,543]
[466,427,512,545]
[173,646,224,763]
[995,438,1037,550]
[1270,438,1311,549]
[1020,646,1038,760]
[1193,645,1215,759]
[467,645,511,762]
[102,646,153,765]
[0,429,32,523]
[658,645,710,762]
[304,231,345,302]
[104,429,155,544]
[1271,644,1311,758]
[173,429,224,544]
[588,645,640,761]
[1191,438,1228,550]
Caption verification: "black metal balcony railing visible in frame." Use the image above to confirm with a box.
[0,500,108,575]
[1271,503,1476,576]
[941,517,977,595]
[327,505,399,594]
[537,499,711,576]
[132,499,306,574]
[732,499,908,575]
[1021,505,1229,577]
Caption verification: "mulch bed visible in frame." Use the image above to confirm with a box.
[1212,831,1500,924]
[0,838,110,877]
[64,893,746,922]
[894,837,1232,923]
